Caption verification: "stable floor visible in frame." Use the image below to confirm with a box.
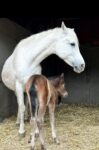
[0,104,99,150]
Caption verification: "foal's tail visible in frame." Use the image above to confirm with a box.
[47,79,51,106]
[25,79,34,118]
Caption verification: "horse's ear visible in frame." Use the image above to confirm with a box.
[61,21,67,31]
[72,28,74,31]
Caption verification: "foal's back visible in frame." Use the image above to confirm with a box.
[25,74,49,100]
[26,73,68,108]
[25,74,59,106]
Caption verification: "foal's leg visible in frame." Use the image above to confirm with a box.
[29,98,39,143]
[48,102,60,144]
[34,98,40,137]
[30,104,46,150]
[37,103,47,150]
[16,81,25,136]
[30,117,37,150]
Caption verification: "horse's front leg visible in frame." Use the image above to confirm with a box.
[16,108,20,126]
[16,80,25,136]
[48,101,60,145]
[14,92,20,126]
[16,100,28,127]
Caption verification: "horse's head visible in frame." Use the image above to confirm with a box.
[55,22,85,73]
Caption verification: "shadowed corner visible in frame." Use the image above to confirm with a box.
[0,117,4,123]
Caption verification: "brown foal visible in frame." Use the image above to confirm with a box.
[25,73,68,150]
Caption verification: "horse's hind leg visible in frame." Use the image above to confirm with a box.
[15,80,25,136]
[24,95,29,121]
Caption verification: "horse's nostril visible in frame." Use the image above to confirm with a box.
[81,64,84,68]
[74,66,78,69]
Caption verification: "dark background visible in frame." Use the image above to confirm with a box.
[8,17,99,105]
[0,16,99,120]
[9,17,99,45]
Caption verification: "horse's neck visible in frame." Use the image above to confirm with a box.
[23,28,60,66]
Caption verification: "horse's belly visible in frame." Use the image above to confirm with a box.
[1,56,15,91]
[1,50,42,92]
[20,65,42,85]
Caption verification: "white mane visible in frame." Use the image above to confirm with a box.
[18,27,61,48]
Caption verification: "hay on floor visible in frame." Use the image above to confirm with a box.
[0,104,99,150]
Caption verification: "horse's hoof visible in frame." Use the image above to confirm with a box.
[30,146,34,150]
[41,144,47,150]
[19,132,26,138]
[15,123,20,127]
[54,138,60,145]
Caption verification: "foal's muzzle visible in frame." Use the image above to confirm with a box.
[63,91,68,98]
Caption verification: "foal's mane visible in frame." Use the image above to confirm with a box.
[49,76,61,87]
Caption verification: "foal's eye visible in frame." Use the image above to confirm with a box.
[70,43,75,47]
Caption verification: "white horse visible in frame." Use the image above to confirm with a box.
[1,22,85,136]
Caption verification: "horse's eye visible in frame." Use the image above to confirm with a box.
[70,43,75,46]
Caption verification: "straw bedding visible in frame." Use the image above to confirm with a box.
[0,104,99,150]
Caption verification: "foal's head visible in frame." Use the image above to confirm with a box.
[53,73,68,98]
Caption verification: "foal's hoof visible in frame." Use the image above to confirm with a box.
[54,138,60,145]
[24,116,29,122]
[19,132,26,138]
[28,135,32,143]
[41,144,47,150]
[28,138,31,143]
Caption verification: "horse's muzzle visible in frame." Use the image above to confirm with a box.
[73,63,85,73]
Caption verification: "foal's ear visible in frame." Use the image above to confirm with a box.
[59,73,64,84]
[60,73,64,78]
